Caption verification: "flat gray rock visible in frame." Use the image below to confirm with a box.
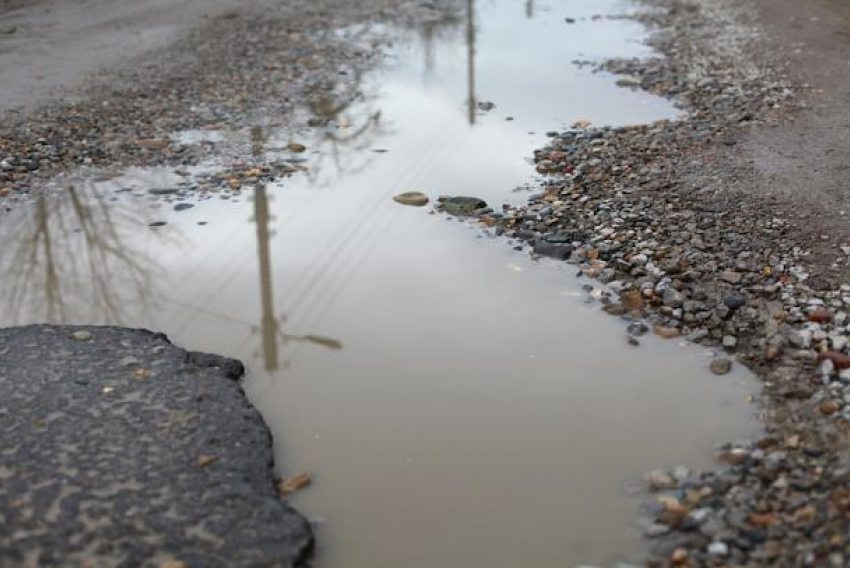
[0,325,313,567]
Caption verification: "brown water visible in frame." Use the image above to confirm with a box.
[0,1,758,566]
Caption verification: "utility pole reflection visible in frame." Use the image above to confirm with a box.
[250,125,343,373]
[466,0,477,125]
[251,125,280,372]
[526,0,534,19]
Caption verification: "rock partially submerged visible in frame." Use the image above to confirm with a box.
[393,191,429,206]
[709,358,733,375]
[0,325,313,567]
[441,196,487,217]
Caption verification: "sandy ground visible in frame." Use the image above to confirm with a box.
[0,0,244,113]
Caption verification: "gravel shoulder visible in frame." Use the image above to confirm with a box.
[0,324,313,567]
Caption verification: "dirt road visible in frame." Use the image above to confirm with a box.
[733,0,850,281]
[0,0,247,113]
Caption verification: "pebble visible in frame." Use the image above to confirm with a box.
[393,192,429,207]
[708,541,729,556]
[709,358,732,375]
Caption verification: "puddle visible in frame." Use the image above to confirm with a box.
[0,0,757,567]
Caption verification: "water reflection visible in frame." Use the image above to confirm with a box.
[466,0,477,125]
[302,78,387,189]
[251,125,343,372]
[1,184,161,325]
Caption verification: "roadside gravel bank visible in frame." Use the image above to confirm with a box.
[0,325,312,566]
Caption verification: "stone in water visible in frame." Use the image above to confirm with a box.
[393,192,429,207]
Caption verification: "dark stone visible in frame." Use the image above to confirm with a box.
[533,240,574,260]
[724,295,746,310]
[174,203,195,212]
[443,196,487,216]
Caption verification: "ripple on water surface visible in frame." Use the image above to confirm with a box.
[0,0,757,567]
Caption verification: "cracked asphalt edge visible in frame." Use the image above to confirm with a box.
[0,324,314,567]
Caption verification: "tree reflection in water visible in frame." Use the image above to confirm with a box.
[1,181,165,325]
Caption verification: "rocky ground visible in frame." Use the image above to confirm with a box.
[3,0,850,564]
[440,0,850,564]
[0,325,313,567]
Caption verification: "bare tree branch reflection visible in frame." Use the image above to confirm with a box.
[1,180,167,325]
[297,71,387,189]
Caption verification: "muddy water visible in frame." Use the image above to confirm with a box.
[0,1,758,566]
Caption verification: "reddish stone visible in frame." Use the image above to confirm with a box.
[819,351,850,370]
[809,309,831,323]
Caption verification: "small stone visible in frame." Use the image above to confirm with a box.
[765,345,781,360]
[393,192,429,207]
[442,196,487,216]
[821,401,840,415]
[198,455,218,467]
[174,203,195,212]
[662,288,683,308]
[722,335,737,349]
[603,304,626,316]
[671,548,689,565]
[809,308,831,323]
[646,469,675,491]
[820,351,850,370]
[653,326,681,339]
[710,358,733,375]
[720,270,743,284]
[534,241,573,260]
[621,290,645,312]
[627,322,649,336]
[149,221,167,227]
[133,368,152,380]
[476,101,495,111]
[708,542,729,556]
[278,471,312,495]
[70,330,92,341]
[724,295,746,310]
[644,523,670,537]
[287,143,307,153]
